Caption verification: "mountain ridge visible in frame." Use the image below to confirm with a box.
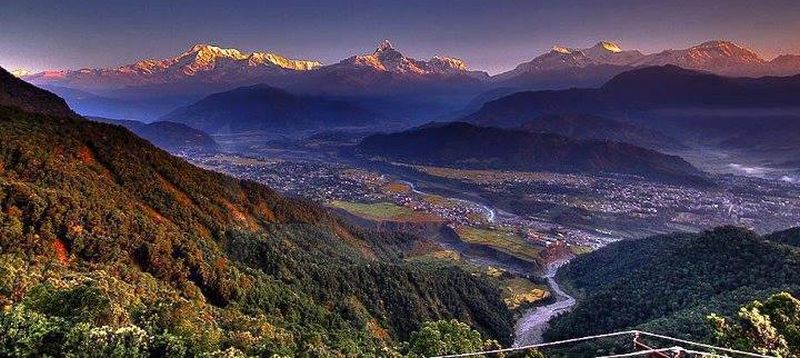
[0,67,76,117]
[356,121,711,186]
[23,43,322,91]
[493,39,800,90]
[466,65,800,128]
[160,84,379,134]
[89,117,220,153]
[287,40,489,96]
[520,113,684,150]
[27,39,800,95]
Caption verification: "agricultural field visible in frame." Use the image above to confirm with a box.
[380,181,413,194]
[569,245,594,255]
[329,200,440,222]
[501,278,551,310]
[456,227,543,263]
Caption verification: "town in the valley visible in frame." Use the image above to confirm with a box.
[190,151,800,268]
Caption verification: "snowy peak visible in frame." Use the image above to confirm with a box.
[376,39,394,53]
[583,41,644,65]
[505,41,637,77]
[428,56,469,72]
[498,39,788,82]
[25,43,322,90]
[547,41,625,57]
[593,41,623,53]
[551,45,573,54]
[688,40,764,63]
[173,43,321,71]
[763,54,800,76]
[632,40,766,75]
[248,52,321,71]
[337,40,474,76]
[183,43,248,61]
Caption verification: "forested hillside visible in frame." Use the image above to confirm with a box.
[766,227,800,247]
[0,76,513,355]
[546,226,800,342]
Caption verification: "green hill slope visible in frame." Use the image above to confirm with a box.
[546,226,800,343]
[0,75,513,355]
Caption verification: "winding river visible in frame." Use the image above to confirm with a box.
[397,178,576,345]
[513,262,576,347]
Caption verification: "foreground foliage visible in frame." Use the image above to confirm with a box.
[403,320,496,357]
[402,320,546,358]
[709,292,800,357]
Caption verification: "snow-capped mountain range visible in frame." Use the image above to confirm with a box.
[508,41,642,75]
[630,40,766,75]
[283,40,488,96]
[22,39,800,94]
[23,44,322,90]
[337,40,471,76]
[495,40,800,83]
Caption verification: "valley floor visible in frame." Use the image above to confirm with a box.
[185,135,800,345]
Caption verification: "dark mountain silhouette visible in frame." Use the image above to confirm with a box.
[493,63,632,92]
[90,117,220,153]
[160,84,378,134]
[467,65,800,128]
[766,227,800,247]
[0,67,76,117]
[520,113,684,150]
[357,121,710,185]
[43,85,192,121]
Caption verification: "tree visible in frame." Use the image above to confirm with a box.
[405,320,487,357]
[708,292,800,357]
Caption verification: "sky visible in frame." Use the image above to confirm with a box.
[2,0,800,75]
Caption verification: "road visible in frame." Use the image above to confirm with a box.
[513,262,576,347]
